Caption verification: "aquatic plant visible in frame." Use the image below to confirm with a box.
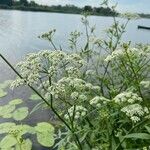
[0,1,150,150]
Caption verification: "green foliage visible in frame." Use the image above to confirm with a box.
[9,99,23,105]
[29,94,41,101]
[12,107,28,121]
[125,133,150,139]
[35,122,55,147]
[0,135,17,148]
[0,121,55,149]
[0,1,150,150]
[0,89,7,98]
[0,80,12,98]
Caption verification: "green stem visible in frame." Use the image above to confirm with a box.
[0,53,71,131]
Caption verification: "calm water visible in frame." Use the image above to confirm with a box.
[0,9,149,149]
[0,9,150,63]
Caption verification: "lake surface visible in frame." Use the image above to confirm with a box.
[0,9,149,149]
[0,9,150,64]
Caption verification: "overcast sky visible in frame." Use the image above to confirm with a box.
[30,0,150,13]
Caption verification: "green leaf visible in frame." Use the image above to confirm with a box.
[13,107,28,121]
[35,122,55,147]
[21,139,32,150]
[0,135,17,148]
[36,132,54,147]
[30,102,44,114]
[3,113,12,119]
[0,123,16,134]
[1,147,14,150]
[0,105,15,117]
[35,122,54,133]
[9,99,23,105]
[16,139,32,150]
[125,133,150,139]
[29,94,41,101]
[145,126,150,134]
[17,125,36,135]
[0,80,12,89]
[0,89,7,98]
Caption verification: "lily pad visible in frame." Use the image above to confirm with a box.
[0,80,12,89]
[9,99,23,105]
[16,125,36,135]
[35,122,55,147]
[36,132,55,147]
[0,135,17,148]
[13,107,28,121]
[0,123,16,134]
[29,94,41,101]
[0,105,15,117]
[3,113,12,119]
[15,139,32,150]
[0,89,7,98]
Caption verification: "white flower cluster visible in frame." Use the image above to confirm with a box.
[11,50,84,88]
[58,77,99,92]
[64,105,87,120]
[78,94,87,101]
[70,92,87,101]
[104,47,150,62]
[45,82,65,99]
[38,29,56,41]
[44,76,99,100]
[105,49,123,62]
[65,66,80,77]
[120,12,140,20]
[114,92,142,104]
[66,53,85,67]
[71,92,79,100]
[90,96,110,108]
[121,104,149,123]
[85,70,96,76]
[140,81,150,88]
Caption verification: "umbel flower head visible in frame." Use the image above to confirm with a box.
[90,96,110,108]
[113,92,142,105]
[121,104,149,123]
[64,105,87,120]
[11,50,85,88]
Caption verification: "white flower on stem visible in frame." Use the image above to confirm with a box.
[65,105,87,120]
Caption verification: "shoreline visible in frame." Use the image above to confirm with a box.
[0,6,118,17]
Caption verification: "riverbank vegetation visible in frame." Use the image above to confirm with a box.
[0,0,118,16]
[0,0,150,150]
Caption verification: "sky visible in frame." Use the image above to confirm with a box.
[31,0,150,13]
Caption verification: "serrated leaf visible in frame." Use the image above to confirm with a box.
[29,94,41,101]
[13,107,28,121]
[0,135,17,148]
[125,133,150,139]
[0,89,7,98]
[9,99,23,105]
[35,122,55,147]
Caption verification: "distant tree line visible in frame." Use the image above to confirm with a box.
[0,0,118,16]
